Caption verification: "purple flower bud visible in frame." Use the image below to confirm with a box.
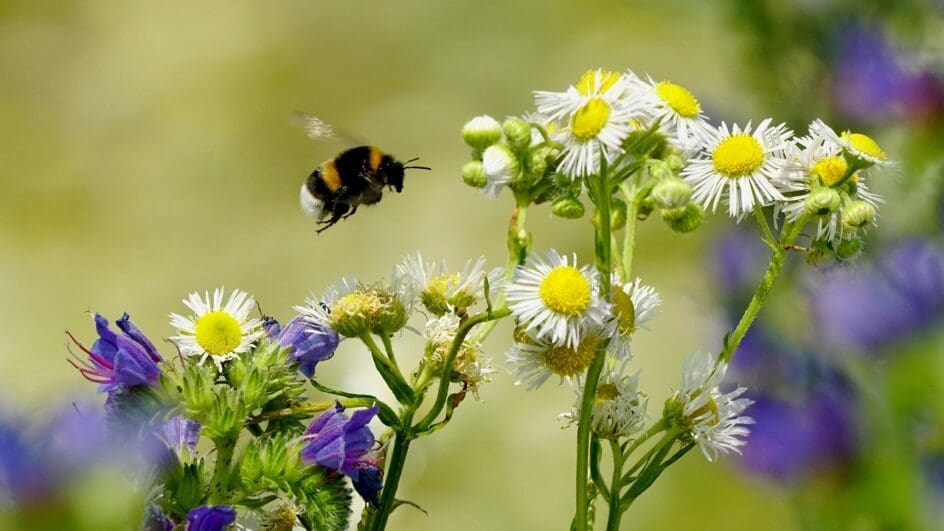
[68,314,162,392]
[275,316,340,378]
[143,503,175,531]
[352,462,384,508]
[186,505,237,531]
[301,403,382,505]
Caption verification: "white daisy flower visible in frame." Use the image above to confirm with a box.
[672,353,754,462]
[297,276,406,338]
[777,132,884,242]
[170,288,263,370]
[682,119,792,218]
[505,250,609,349]
[560,357,647,439]
[392,252,503,315]
[534,69,638,178]
[604,275,662,359]
[506,330,603,390]
[808,119,890,168]
[626,73,713,148]
[424,314,495,398]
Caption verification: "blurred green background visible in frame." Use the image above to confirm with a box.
[1,1,940,529]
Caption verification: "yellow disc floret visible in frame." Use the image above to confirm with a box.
[577,69,621,95]
[195,311,243,356]
[612,288,636,336]
[655,81,700,118]
[543,335,599,376]
[596,383,620,401]
[571,98,611,141]
[540,266,591,316]
[841,131,886,161]
[712,134,765,178]
[811,156,858,186]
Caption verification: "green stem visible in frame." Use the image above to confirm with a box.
[208,436,237,504]
[478,201,530,341]
[381,333,400,373]
[720,215,808,362]
[414,306,511,432]
[619,182,639,282]
[753,205,777,249]
[606,440,625,531]
[361,333,414,403]
[369,408,414,531]
[247,397,376,424]
[576,163,613,531]
[829,161,862,189]
[621,428,677,485]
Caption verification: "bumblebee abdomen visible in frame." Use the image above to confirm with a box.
[318,160,342,192]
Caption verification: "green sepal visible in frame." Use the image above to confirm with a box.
[293,468,353,531]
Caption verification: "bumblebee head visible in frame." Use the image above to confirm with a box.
[387,156,431,192]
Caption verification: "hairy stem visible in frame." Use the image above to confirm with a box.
[606,440,625,531]
[720,215,808,362]
[369,408,415,531]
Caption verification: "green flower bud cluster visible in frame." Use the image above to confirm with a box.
[329,285,408,338]
[240,435,307,493]
[460,114,562,203]
[647,161,702,234]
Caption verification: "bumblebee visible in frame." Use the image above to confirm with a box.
[295,114,429,233]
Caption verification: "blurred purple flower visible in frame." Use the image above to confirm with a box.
[741,386,858,482]
[832,25,906,121]
[0,404,145,504]
[713,228,770,294]
[301,403,383,506]
[68,313,162,392]
[159,415,201,457]
[264,316,340,378]
[186,505,236,531]
[810,239,944,352]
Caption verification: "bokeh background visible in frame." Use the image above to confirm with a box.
[1,1,942,529]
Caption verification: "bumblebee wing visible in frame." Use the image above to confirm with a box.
[291,112,338,141]
[291,112,369,146]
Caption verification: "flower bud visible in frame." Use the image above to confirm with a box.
[551,195,585,219]
[804,187,842,216]
[805,240,835,268]
[841,201,877,232]
[651,176,692,210]
[461,115,502,151]
[503,117,532,153]
[482,144,520,182]
[461,160,487,189]
[662,395,685,428]
[372,292,408,335]
[526,148,549,176]
[665,153,684,172]
[835,237,863,261]
[661,202,703,233]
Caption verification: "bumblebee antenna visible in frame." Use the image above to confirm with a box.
[404,157,421,164]
[404,165,432,171]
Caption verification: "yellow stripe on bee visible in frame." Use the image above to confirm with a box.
[320,160,342,192]
[368,146,383,172]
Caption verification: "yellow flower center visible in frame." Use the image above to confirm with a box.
[427,273,461,297]
[841,131,886,161]
[655,81,700,118]
[194,311,243,356]
[539,266,591,316]
[612,288,636,336]
[689,395,720,426]
[596,383,620,401]
[811,156,858,186]
[543,336,598,376]
[576,69,621,95]
[333,291,382,321]
[712,134,765,178]
[571,98,611,141]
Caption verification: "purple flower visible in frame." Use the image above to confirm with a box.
[301,403,383,505]
[186,505,236,531]
[712,228,770,294]
[810,239,944,352]
[832,25,906,122]
[159,415,201,457]
[740,387,858,482]
[68,313,162,392]
[265,316,340,378]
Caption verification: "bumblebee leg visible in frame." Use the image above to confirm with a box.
[315,203,350,233]
[341,205,359,219]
